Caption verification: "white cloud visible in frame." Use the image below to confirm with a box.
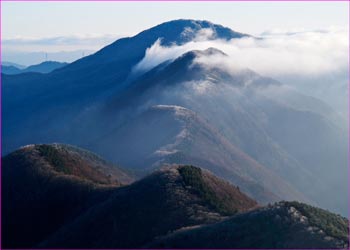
[133,38,229,73]
[134,27,348,77]
[2,34,119,45]
[193,28,216,41]
[2,34,120,52]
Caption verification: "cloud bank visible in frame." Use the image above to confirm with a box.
[2,50,95,66]
[2,34,119,46]
[2,34,120,65]
[134,27,348,77]
[2,34,120,53]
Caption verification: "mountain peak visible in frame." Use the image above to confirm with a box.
[178,47,227,61]
[38,164,258,248]
[137,19,248,46]
[87,19,246,66]
[4,143,133,186]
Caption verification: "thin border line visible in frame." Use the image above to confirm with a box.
[0,1,349,250]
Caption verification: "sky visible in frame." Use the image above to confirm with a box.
[1,1,349,65]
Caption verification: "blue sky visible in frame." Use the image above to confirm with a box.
[2,1,348,65]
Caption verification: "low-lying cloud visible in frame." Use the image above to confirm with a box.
[2,34,119,46]
[135,27,348,77]
[2,34,120,53]
[2,34,121,65]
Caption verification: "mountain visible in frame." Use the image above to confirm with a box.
[96,104,307,204]
[2,61,26,69]
[2,19,347,215]
[23,61,68,73]
[2,147,257,248]
[0,22,253,155]
[93,47,346,214]
[148,201,349,249]
[39,165,257,248]
[1,65,22,74]
[3,145,348,249]
[1,61,68,74]
[2,144,133,248]
[1,20,247,155]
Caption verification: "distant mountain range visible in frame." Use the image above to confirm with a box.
[2,50,95,66]
[2,19,348,248]
[1,60,68,74]
[2,61,26,69]
[3,144,348,249]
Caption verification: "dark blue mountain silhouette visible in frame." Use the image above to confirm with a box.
[2,61,68,75]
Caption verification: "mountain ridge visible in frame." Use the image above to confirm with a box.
[96,104,309,205]
[3,144,348,249]
[3,19,348,216]
[1,61,68,75]
[148,201,349,249]
[2,144,133,248]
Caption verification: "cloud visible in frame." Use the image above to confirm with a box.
[133,37,229,73]
[2,34,120,53]
[134,27,348,77]
[2,50,95,66]
[180,27,215,41]
[2,34,119,45]
[133,28,228,72]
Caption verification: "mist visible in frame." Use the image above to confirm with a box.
[136,27,348,77]
[134,27,348,117]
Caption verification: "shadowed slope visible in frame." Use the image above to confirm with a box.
[2,144,133,248]
[148,201,349,249]
[39,165,257,248]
